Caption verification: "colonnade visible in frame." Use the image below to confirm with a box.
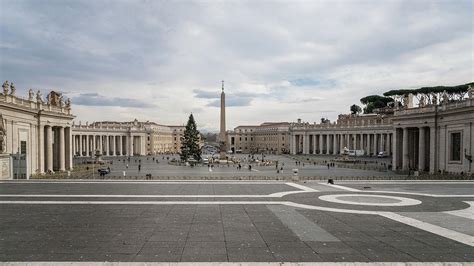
[72,134,145,157]
[38,125,73,173]
[393,126,434,172]
[291,132,392,156]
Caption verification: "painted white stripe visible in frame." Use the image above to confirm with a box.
[0,180,286,184]
[285,182,318,192]
[379,212,474,247]
[318,182,361,192]
[445,201,474,219]
[2,262,468,266]
[0,190,310,198]
[335,181,474,184]
[0,200,287,205]
[319,194,422,206]
[361,190,474,198]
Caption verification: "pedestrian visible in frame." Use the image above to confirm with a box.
[138,164,141,172]
[126,164,129,169]
[327,163,330,169]
[248,165,252,171]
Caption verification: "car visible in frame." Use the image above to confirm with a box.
[97,168,110,176]
[377,151,389,158]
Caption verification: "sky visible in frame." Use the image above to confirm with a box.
[0,0,472,132]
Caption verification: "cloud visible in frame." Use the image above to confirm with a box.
[207,97,252,107]
[194,89,219,99]
[72,93,155,108]
[0,0,472,129]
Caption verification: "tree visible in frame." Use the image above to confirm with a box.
[350,104,362,115]
[180,114,202,162]
[359,95,393,114]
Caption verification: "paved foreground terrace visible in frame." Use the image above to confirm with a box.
[0,180,472,263]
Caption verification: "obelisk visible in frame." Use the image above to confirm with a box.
[219,80,227,160]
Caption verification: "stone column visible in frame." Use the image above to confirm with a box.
[129,135,133,156]
[46,126,53,172]
[339,134,344,153]
[58,127,65,171]
[387,133,392,155]
[418,127,426,171]
[301,133,308,154]
[351,134,355,150]
[326,134,331,155]
[85,135,90,157]
[392,129,398,169]
[373,134,378,155]
[99,136,103,155]
[333,134,337,155]
[291,135,296,154]
[37,125,45,174]
[402,128,409,170]
[429,126,436,173]
[319,134,324,154]
[78,135,83,156]
[66,127,73,170]
[112,135,116,156]
[119,136,123,156]
[106,135,110,156]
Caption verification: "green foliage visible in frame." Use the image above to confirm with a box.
[359,95,393,114]
[180,114,202,162]
[383,82,473,97]
[350,104,362,114]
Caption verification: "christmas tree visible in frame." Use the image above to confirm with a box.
[180,114,202,162]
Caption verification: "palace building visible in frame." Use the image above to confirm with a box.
[228,86,474,174]
[71,120,187,157]
[0,81,75,179]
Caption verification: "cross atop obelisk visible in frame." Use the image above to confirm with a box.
[219,80,227,160]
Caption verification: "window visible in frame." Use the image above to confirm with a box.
[450,132,461,162]
[20,141,27,154]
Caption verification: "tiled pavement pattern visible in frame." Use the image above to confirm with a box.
[0,181,473,262]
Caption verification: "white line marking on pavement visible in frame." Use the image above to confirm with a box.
[0,200,288,205]
[0,191,310,198]
[319,194,422,206]
[445,201,474,220]
[0,180,286,184]
[335,181,474,184]
[318,182,361,192]
[317,183,474,198]
[2,262,469,266]
[378,212,474,247]
[361,190,474,198]
[285,182,318,192]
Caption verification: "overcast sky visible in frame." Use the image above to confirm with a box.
[0,0,472,132]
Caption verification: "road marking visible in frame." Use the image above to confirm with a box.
[361,190,474,198]
[318,182,361,192]
[285,182,318,192]
[379,212,474,247]
[0,180,287,184]
[319,194,422,206]
[335,181,474,184]
[445,201,474,219]
[268,205,339,242]
[0,190,310,198]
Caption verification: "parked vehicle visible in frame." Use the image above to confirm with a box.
[97,167,110,176]
[348,150,364,156]
[377,151,389,158]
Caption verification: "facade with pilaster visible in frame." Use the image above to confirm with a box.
[391,96,474,174]
[228,122,291,154]
[290,115,393,156]
[0,82,74,179]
